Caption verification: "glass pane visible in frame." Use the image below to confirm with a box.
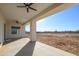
[25,24,30,32]
[11,26,18,34]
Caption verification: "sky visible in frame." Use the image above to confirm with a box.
[25,4,79,32]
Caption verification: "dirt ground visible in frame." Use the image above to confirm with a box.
[37,32,79,55]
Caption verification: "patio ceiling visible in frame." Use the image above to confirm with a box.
[0,3,78,25]
[0,3,54,24]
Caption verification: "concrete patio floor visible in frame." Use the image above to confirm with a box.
[0,38,75,56]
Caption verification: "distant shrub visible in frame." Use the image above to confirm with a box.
[75,30,79,33]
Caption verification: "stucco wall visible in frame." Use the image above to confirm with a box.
[0,12,5,43]
[5,20,27,39]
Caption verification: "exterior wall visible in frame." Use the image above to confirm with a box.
[0,12,5,43]
[5,20,28,39]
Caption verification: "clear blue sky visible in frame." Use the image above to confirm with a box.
[25,4,79,32]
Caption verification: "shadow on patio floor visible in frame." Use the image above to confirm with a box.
[15,41,36,56]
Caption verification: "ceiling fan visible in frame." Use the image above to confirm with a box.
[17,3,37,13]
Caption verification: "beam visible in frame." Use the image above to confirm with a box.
[23,3,62,25]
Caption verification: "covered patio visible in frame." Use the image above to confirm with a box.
[0,3,78,56]
[0,38,75,56]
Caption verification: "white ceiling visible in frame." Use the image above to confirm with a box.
[0,3,53,23]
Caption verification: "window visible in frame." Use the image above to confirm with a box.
[11,26,20,34]
[25,24,30,32]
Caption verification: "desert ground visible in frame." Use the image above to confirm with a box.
[36,32,79,55]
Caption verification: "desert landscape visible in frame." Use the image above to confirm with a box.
[36,32,79,55]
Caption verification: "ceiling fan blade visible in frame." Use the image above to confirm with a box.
[29,7,37,11]
[17,6,25,7]
[24,3,27,5]
[28,3,33,6]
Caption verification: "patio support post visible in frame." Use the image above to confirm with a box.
[30,19,36,41]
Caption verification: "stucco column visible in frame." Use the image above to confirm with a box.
[0,24,4,47]
[30,20,36,41]
[20,25,26,38]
